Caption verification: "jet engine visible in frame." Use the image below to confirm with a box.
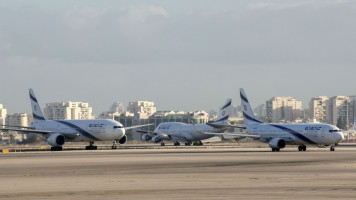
[269,138,286,149]
[151,136,162,143]
[47,133,65,146]
[141,134,152,142]
[118,135,127,144]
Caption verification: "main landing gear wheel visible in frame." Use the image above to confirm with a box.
[161,142,165,146]
[330,147,335,151]
[272,148,280,152]
[174,141,180,146]
[112,140,117,149]
[193,141,203,146]
[51,146,63,151]
[85,142,97,150]
[298,145,307,151]
[185,142,192,146]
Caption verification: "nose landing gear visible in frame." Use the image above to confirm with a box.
[112,140,117,149]
[85,142,97,150]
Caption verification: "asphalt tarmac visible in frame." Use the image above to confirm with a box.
[1,147,356,199]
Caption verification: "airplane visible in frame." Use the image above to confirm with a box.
[0,89,152,151]
[197,88,344,152]
[138,99,232,146]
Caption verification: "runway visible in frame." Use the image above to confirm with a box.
[1,147,356,199]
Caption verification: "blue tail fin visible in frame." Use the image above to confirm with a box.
[29,89,45,122]
[211,99,231,126]
[240,88,262,125]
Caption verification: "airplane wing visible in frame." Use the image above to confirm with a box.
[191,122,260,139]
[206,122,246,129]
[125,124,154,130]
[202,132,261,139]
[0,127,52,134]
[136,129,160,137]
[0,127,80,139]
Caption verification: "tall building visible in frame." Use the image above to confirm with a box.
[309,96,329,123]
[44,101,94,120]
[350,96,356,123]
[6,113,32,127]
[326,96,352,129]
[266,97,302,123]
[109,102,125,113]
[5,113,33,142]
[127,101,156,119]
[0,104,7,125]
[98,102,125,120]
[254,104,266,121]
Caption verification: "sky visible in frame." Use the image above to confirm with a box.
[0,0,355,115]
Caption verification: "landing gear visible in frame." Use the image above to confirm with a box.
[174,141,180,146]
[185,141,192,146]
[330,146,335,151]
[85,142,97,150]
[193,141,203,146]
[51,146,63,151]
[272,148,280,152]
[112,140,117,149]
[161,142,165,146]
[298,145,307,152]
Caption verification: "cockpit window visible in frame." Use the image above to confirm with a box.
[113,126,123,129]
[329,129,340,132]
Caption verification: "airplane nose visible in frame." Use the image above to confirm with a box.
[119,128,125,137]
[336,132,344,142]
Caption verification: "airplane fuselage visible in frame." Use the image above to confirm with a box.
[154,122,228,142]
[30,119,125,142]
[246,123,344,146]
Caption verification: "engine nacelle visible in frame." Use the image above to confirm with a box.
[141,133,152,142]
[269,138,286,149]
[151,136,162,143]
[118,135,127,144]
[47,133,65,146]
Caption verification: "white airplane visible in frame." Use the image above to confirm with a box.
[198,88,344,152]
[138,99,232,146]
[0,89,152,151]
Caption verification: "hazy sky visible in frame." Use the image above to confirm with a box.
[1,0,355,115]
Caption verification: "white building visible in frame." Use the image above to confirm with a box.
[6,113,32,127]
[127,101,156,119]
[266,97,302,123]
[0,104,7,125]
[327,96,352,129]
[44,101,94,120]
[309,96,329,123]
[5,113,33,142]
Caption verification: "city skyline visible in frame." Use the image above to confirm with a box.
[1,93,355,117]
[1,0,355,114]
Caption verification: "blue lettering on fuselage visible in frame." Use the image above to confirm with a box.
[305,127,322,131]
[158,124,171,130]
[89,124,105,128]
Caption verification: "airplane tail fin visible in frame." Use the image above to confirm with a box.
[240,88,262,125]
[211,99,232,126]
[29,89,45,122]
